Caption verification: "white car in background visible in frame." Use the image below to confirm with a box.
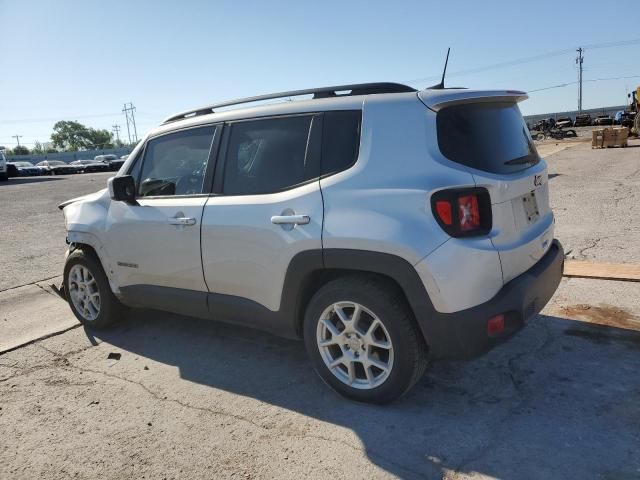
[0,150,7,181]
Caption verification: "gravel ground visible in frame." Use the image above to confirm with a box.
[1,141,640,479]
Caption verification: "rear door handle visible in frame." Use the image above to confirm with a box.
[168,217,197,226]
[271,214,310,225]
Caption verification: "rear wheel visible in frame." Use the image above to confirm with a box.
[64,248,127,329]
[303,275,428,404]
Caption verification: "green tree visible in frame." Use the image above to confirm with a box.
[51,120,114,151]
[32,141,45,155]
[12,145,29,155]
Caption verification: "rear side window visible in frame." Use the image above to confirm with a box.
[138,126,215,197]
[222,115,316,195]
[321,110,361,176]
[437,102,540,174]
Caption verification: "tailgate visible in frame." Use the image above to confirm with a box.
[425,89,555,284]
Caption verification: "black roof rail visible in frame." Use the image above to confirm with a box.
[161,82,417,124]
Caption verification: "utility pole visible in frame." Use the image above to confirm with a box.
[12,134,23,147]
[112,124,121,143]
[122,103,138,144]
[576,47,584,112]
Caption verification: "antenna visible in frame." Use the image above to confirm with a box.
[429,48,451,90]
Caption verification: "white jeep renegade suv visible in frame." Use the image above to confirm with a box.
[59,83,563,403]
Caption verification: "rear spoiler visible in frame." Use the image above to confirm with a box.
[418,89,528,112]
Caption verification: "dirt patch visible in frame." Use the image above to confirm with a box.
[559,304,640,331]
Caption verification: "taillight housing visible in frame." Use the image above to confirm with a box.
[431,187,492,237]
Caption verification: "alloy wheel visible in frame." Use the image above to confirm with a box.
[68,264,101,322]
[316,301,394,390]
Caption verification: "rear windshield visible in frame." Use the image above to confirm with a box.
[437,102,540,174]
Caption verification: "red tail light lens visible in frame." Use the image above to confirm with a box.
[435,201,453,226]
[487,314,505,336]
[431,187,491,237]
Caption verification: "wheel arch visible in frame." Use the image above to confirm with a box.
[286,249,436,345]
[66,231,120,295]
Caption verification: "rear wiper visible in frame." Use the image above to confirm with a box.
[504,155,535,166]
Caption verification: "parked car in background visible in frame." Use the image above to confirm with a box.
[94,154,125,171]
[574,114,592,126]
[593,115,614,126]
[555,117,573,128]
[36,160,78,175]
[8,161,41,177]
[70,159,111,173]
[0,151,7,181]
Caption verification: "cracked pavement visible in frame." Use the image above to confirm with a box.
[1,142,640,479]
[1,303,639,479]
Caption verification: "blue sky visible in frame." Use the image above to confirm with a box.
[0,0,638,147]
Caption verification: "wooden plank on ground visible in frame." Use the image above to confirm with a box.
[563,260,640,282]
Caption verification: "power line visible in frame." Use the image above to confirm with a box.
[12,134,23,147]
[405,38,640,86]
[527,74,640,93]
[112,124,121,143]
[0,112,122,125]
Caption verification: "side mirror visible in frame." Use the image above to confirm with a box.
[108,175,137,204]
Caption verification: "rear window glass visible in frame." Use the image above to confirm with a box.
[321,111,361,176]
[437,102,540,174]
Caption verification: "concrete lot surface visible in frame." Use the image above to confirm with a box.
[1,299,639,480]
[0,172,113,291]
[1,140,640,479]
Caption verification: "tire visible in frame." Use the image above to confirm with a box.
[536,133,545,141]
[303,275,428,404]
[63,248,127,329]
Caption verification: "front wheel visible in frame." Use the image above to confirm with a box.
[303,275,428,404]
[63,248,127,329]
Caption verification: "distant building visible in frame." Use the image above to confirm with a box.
[524,105,626,125]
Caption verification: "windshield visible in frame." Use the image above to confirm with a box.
[49,161,66,166]
[15,162,34,167]
[437,102,540,174]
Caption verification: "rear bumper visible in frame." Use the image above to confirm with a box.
[424,239,564,359]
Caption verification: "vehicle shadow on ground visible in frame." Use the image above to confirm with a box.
[1,177,64,185]
[88,311,640,479]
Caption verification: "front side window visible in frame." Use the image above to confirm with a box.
[222,115,315,195]
[138,126,215,197]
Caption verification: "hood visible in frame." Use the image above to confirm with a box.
[58,188,108,210]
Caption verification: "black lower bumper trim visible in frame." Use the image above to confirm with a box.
[424,239,564,359]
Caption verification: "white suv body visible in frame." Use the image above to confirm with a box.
[59,83,563,402]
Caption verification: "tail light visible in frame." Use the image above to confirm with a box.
[431,187,492,237]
